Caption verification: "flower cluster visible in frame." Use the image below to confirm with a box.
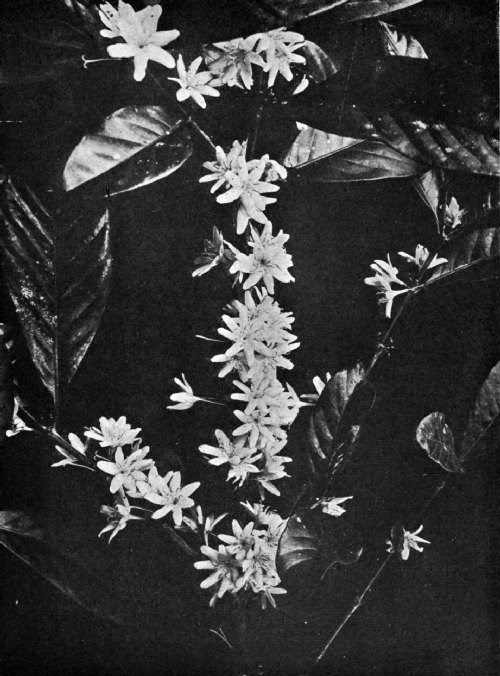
[194,504,287,608]
[53,416,200,541]
[200,141,286,234]
[204,28,306,90]
[364,255,410,318]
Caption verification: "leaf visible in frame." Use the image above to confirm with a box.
[277,512,363,576]
[379,20,428,59]
[286,57,499,176]
[301,40,340,83]
[305,365,376,479]
[63,106,194,196]
[460,361,500,460]
[0,326,13,441]
[0,511,125,623]
[333,0,424,22]
[412,169,441,226]
[245,0,422,26]
[245,0,349,26]
[416,412,464,473]
[427,225,500,286]
[285,132,424,180]
[0,178,112,407]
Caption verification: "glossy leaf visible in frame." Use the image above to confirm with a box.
[416,412,464,473]
[460,361,500,460]
[0,178,111,407]
[0,326,13,441]
[412,169,441,226]
[379,20,428,59]
[285,133,423,180]
[286,57,499,176]
[63,106,193,196]
[277,512,362,576]
[427,225,500,286]
[245,0,421,26]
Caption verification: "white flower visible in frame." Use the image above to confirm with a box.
[192,227,227,277]
[194,544,245,606]
[97,446,153,493]
[256,27,306,87]
[217,156,280,235]
[99,497,142,542]
[316,495,353,517]
[168,55,220,108]
[143,470,200,525]
[229,222,294,295]
[386,524,431,560]
[6,398,33,438]
[364,255,409,318]
[199,141,248,193]
[85,416,141,448]
[240,501,284,531]
[167,373,218,410]
[52,432,88,468]
[204,35,265,89]
[312,372,332,396]
[233,407,286,449]
[444,196,465,231]
[398,245,447,270]
[293,75,309,95]
[218,520,262,561]
[199,430,262,486]
[98,1,179,81]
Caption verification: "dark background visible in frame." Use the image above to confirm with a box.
[0,1,499,674]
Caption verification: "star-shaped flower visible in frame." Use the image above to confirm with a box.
[444,196,465,232]
[168,55,220,108]
[192,227,229,277]
[98,1,179,81]
[364,255,409,318]
[386,524,431,560]
[228,222,294,295]
[143,470,200,526]
[398,245,447,271]
[204,35,265,89]
[167,373,220,410]
[97,446,153,494]
[316,495,353,517]
[194,544,245,606]
[99,497,142,542]
[199,430,262,487]
[52,432,88,468]
[256,27,306,87]
[85,416,141,448]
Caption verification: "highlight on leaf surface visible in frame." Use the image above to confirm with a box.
[277,512,362,577]
[63,106,193,195]
[416,412,464,474]
[460,360,500,461]
[0,178,112,406]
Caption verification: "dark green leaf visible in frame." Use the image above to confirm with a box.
[412,169,441,226]
[427,225,500,286]
[63,106,193,196]
[301,40,340,83]
[277,512,362,576]
[0,178,111,408]
[245,0,422,26]
[335,0,423,23]
[416,412,464,473]
[244,0,349,26]
[286,58,499,176]
[460,361,500,460]
[286,134,424,180]
[0,326,13,441]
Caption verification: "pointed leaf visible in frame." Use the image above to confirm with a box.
[333,0,423,22]
[287,58,499,176]
[277,512,363,576]
[245,0,349,26]
[416,412,464,473]
[0,178,112,406]
[63,106,193,195]
[427,225,500,285]
[412,169,441,226]
[460,361,500,460]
